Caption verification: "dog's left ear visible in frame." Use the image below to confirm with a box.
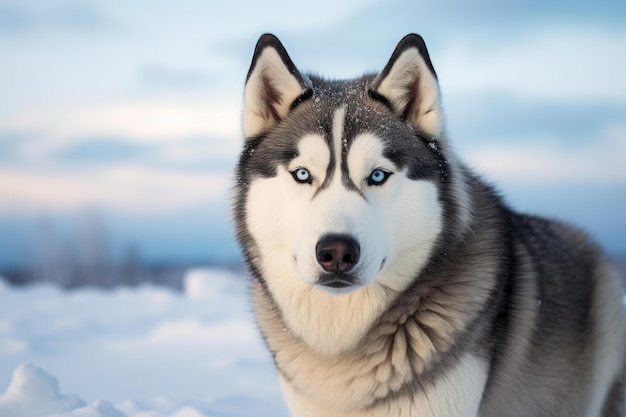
[243,34,311,138]
[371,34,443,138]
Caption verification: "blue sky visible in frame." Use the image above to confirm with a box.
[0,0,625,267]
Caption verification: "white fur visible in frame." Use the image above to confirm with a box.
[280,354,488,417]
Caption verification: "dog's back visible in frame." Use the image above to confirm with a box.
[478,212,626,416]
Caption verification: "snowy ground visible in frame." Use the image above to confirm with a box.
[0,269,289,417]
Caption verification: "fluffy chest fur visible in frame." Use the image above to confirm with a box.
[251,245,497,413]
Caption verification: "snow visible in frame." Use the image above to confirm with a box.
[0,363,85,417]
[0,270,289,417]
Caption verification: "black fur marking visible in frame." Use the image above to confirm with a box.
[381,136,445,182]
[416,135,449,181]
[289,88,313,112]
[340,153,365,196]
[367,89,394,112]
[311,119,337,199]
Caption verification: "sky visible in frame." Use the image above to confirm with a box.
[0,0,625,268]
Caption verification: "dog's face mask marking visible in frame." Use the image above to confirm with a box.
[244,110,442,295]
[241,34,446,295]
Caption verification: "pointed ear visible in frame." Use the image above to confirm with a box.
[371,34,443,137]
[243,34,310,138]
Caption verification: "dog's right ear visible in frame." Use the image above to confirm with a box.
[243,34,311,138]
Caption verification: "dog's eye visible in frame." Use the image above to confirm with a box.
[291,168,312,184]
[367,169,391,186]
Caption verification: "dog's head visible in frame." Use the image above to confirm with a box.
[235,34,460,296]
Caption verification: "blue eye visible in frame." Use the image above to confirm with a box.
[292,168,312,184]
[367,169,390,186]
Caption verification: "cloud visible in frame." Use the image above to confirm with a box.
[0,100,242,155]
[0,337,28,355]
[0,97,244,219]
[35,136,238,170]
[444,93,626,149]
[52,137,148,164]
[438,27,626,103]
[0,2,116,34]
[0,3,38,33]
[138,64,214,91]
[465,123,626,184]
[0,101,241,161]
[0,165,231,214]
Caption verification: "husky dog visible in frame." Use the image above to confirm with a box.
[232,33,626,416]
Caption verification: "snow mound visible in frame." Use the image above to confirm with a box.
[0,362,88,417]
[0,362,289,417]
[49,400,127,417]
[170,407,209,417]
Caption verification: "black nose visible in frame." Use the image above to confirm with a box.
[315,235,360,273]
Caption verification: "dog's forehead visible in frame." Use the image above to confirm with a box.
[304,87,443,183]
[243,75,440,183]
[259,81,385,154]
[297,79,397,149]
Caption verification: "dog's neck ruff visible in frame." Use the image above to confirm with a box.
[252,248,496,410]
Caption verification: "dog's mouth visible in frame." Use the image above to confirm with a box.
[315,272,363,294]
[319,278,353,289]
